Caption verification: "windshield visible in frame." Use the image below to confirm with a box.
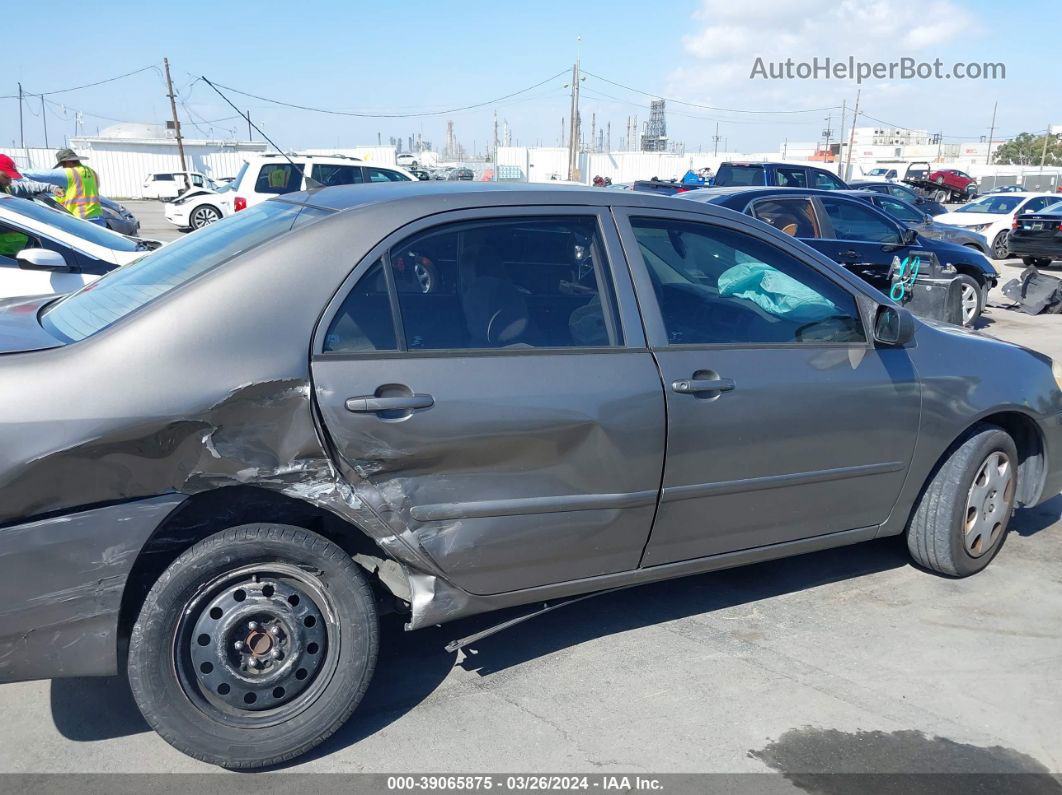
[715,165,765,186]
[1,195,140,251]
[41,201,329,342]
[957,196,1023,214]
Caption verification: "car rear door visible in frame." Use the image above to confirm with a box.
[612,206,920,565]
[310,207,666,595]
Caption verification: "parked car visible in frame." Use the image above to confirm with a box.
[409,168,431,181]
[859,167,899,182]
[926,168,977,199]
[396,153,419,168]
[712,161,848,190]
[164,179,236,230]
[1008,199,1062,267]
[681,187,998,325]
[447,167,475,180]
[228,155,414,213]
[0,193,158,299]
[847,190,991,255]
[35,194,141,236]
[2,182,1060,768]
[936,193,1062,259]
[988,185,1025,194]
[142,171,211,200]
[848,180,948,216]
[632,178,694,196]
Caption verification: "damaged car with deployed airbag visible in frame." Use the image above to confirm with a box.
[2,182,1062,768]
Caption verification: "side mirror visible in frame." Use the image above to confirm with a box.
[16,248,69,271]
[874,304,915,346]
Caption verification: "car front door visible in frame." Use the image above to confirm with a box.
[613,207,920,566]
[311,208,666,595]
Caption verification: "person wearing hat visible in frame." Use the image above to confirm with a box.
[23,148,104,225]
[0,154,61,199]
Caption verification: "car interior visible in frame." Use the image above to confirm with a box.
[324,219,613,353]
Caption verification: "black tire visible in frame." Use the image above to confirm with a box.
[991,230,1011,260]
[128,524,378,768]
[1035,258,1053,268]
[907,424,1018,577]
[953,273,983,327]
[190,204,222,229]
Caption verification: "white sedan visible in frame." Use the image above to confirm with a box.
[935,192,1062,260]
[0,194,158,299]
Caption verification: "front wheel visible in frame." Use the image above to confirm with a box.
[128,525,378,768]
[1021,256,1053,268]
[190,204,222,229]
[953,274,983,327]
[907,425,1018,577]
[991,230,1011,260]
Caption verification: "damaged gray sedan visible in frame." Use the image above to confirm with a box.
[2,183,1062,768]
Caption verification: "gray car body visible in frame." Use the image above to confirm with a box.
[2,182,1061,683]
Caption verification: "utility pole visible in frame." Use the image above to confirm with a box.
[40,94,48,148]
[822,113,832,161]
[163,57,187,173]
[590,112,596,154]
[560,116,565,148]
[936,131,943,162]
[606,122,610,153]
[567,59,581,181]
[712,121,720,156]
[493,110,498,165]
[845,88,860,181]
[1040,126,1052,173]
[837,100,846,176]
[17,82,24,149]
[986,101,997,165]
[247,111,253,142]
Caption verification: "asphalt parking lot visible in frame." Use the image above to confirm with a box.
[0,200,1059,778]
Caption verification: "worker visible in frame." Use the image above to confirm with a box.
[23,148,104,225]
[0,154,61,199]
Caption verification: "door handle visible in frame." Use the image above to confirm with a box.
[672,378,736,394]
[345,394,435,413]
[838,249,861,260]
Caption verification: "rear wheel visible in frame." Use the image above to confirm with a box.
[128,524,378,768]
[907,425,1018,577]
[1021,256,1053,268]
[190,204,222,229]
[991,230,1011,260]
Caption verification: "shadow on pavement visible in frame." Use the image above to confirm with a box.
[1011,494,1062,537]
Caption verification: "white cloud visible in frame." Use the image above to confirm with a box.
[667,0,980,110]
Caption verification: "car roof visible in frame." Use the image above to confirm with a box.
[679,186,857,203]
[279,180,735,215]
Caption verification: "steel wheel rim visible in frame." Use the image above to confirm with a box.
[962,451,1014,557]
[960,284,978,324]
[192,207,219,227]
[173,562,340,727]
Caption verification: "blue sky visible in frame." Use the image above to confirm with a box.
[2,0,1058,154]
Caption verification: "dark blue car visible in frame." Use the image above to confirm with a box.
[712,161,848,190]
[680,186,998,326]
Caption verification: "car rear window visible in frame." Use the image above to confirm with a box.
[41,202,330,342]
[714,165,765,186]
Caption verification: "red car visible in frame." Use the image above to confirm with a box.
[927,168,977,197]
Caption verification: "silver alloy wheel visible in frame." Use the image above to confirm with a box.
[191,206,221,229]
[992,231,1010,259]
[962,451,1014,557]
[960,283,979,325]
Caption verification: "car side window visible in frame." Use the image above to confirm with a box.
[630,217,866,346]
[820,197,902,244]
[255,164,302,194]
[749,198,820,238]
[1023,197,1057,213]
[322,260,397,353]
[389,216,616,350]
[875,197,923,224]
[774,168,808,188]
[813,171,846,190]
[364,167,410,183]
[311,164,364,186]
[0,223,39,264]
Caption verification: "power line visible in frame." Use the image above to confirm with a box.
[581,70,842,114]
[3,64,159,99]
[196,70,569,118]
[579,86,824,126]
